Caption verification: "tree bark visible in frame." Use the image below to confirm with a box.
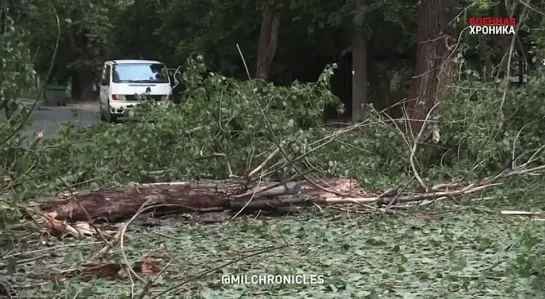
[255,11,280,82]
[493,3,513,77]
[407,0,457,134]
[34,181,306,221]
[31,178,364,222]
[37,182,242,221]
[366,39,390,112]
[66,30,96,101]
[479,35,494,80]
[0,0,6,41]
[71,69,95,101]
[351,0,368,122]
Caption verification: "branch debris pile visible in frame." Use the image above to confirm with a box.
[27,164,545,238]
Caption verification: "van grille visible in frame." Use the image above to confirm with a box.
[125,95,163,101]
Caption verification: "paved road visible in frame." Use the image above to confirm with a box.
[1,103,101,139]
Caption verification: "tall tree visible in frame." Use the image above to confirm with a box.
[17,0,118,101]
[407,0,457,133]
[255,10,280,81]
[351,0,368,121]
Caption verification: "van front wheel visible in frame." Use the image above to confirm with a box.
[104,101,118,123]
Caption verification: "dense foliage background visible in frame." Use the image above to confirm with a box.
[1,0,545,297]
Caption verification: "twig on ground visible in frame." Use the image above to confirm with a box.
[3,241,101,258]
[93,201,179,259]
[322,183,501,205]
[384,177,414,211]
[501,210,545,216]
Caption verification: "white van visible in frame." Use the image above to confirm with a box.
[98,60,173,122]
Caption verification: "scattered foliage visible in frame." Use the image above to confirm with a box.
[2,0,545,298]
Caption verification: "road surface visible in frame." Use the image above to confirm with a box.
[1,102,101,139]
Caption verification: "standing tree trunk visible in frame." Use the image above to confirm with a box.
[479,35,494,80]
[71,70,95,101]
[66,29,96,101]
[407,0,457,134]
[351,0,368,121]
[493,3,512,78]
[255,11,280,82]
[0,0,7,41]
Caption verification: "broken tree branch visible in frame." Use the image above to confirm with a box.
[248,143,284,179]
[501,210,545,216]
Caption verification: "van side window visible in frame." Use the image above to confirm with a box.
[101,65,111,85]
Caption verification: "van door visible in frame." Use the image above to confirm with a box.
[99,64,111,108]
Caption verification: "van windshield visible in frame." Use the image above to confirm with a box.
[112,63,169,84]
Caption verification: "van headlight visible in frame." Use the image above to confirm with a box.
[112,94,126,101]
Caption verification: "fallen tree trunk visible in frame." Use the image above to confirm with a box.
[29,178,363,222]
[21,162,545,240]
[27,167,538,225]
[34,181,244,221]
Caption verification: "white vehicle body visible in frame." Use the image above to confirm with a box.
[98,59,172,121]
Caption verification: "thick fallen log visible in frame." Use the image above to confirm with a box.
[34,181,245,221]
[22,163,545,242]
[28,175,506,225]
[30,178,364,222]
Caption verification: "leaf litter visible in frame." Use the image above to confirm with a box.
[2,205,545,298]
